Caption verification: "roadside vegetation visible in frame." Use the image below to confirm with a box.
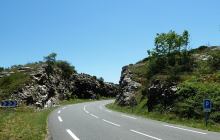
[114,30,220,131]
[0,73,30,101]
[0,99,91,140]
[106,103,220,132]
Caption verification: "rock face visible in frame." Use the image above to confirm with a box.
[115,65,141,106]
[146,79,178,112]
[11,64,119,108]
[72,73,119,99]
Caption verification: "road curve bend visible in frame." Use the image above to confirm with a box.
[48,100,220,140]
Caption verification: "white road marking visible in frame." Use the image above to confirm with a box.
[58,110,61,114]
[83,105,89,114]
[121,114,137,120]
[85,110,89,114]
[58,116,63,122]
[130,129,162,140]
[62,107,66,110]
[102,119,120,127]
[164,125,207,135]
[66,129,80,140]
[90,113,99,119]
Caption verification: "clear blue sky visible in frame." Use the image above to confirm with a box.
[0,0,219,83]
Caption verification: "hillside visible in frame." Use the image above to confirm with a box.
[116,45,220,125]
[0,54,118,108]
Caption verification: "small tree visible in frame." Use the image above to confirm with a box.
[182,30,189,50]
[44,53,57,63]
[154,30,189,55]
[98,77,104,85]
[44,53,57,75]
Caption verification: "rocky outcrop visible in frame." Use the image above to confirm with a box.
[72,73,119,99]
[115,65,141,106]
[146,79,178,112]
[11,64,119,108]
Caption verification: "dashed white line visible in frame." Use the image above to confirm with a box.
[102,119,120,127]
[121,114,137,120]
[130,129,162,140]
[90,113,99,119]
[164,125,207,135]
[66,129,80,140]
[58,116,63,122]
[83,105,89,114]
[85,110,89,114]
[58,110,61,114]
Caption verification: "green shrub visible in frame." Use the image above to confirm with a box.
[209,50,220,71]
[174,81,220,122]
[146,56,167,78]
[56,60,76,79]
[210,112,220,123]
[0,73,30,100]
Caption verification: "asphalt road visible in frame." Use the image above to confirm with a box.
[48,100,220,140]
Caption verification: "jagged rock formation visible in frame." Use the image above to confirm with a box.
[146,79,178,112]
[11,64,119,108]
[115,65,141,106]
[72,73,119,99]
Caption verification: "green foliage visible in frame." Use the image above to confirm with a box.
[98,77,104,85]
[209,50,220,71]
[107,103,220,132]
[154,30,189,55]
[44,53,57,63]
[44,53,57,75]
[0,99,91,140]
[174,81,220,122]
[0,67,4,72]
[147,30,192,79]
[195,61,213,74]
[142,32,220,124]
[0,107,51,140]
[146,56,167,78]
[190,45,208,53]
[0,73,30,100]
[56,60,76,79]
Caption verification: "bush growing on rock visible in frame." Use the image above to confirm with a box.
[116,29,220,124]
[56,60,76,79]
[44,53,57,63]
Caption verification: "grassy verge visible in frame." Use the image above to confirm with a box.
[106,103,220,132]
[0,99,92,140]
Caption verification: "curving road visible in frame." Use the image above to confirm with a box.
[48,100,220,140]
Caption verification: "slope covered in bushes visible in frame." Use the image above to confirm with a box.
[115,30,220,125]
